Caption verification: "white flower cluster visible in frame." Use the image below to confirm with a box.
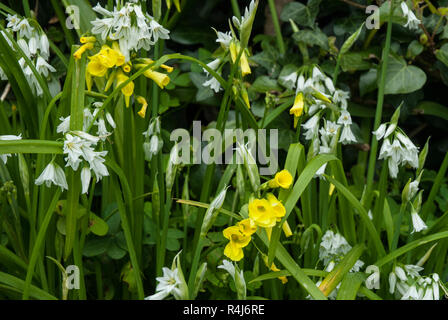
[389,265,441,300]
[145,267,183,300]
[0,134,22,164]
[57,103,116,141]
[91,0,170,62]
[319,230,365,272]
[401,2,421,31]
[2,14,55,95]
[375,123,419,178]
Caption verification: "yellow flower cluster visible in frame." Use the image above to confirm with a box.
[73,37,173,112]
[223,170,293,262]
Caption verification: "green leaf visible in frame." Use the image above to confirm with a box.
[0,140,63,155]
[251,76,282,93]
[336,273,365,300]
[89,213,109,236]
[359,68,378,97]
[414,101,448,121]
[293,29,329,50]
[340,51,372,72]
[340,22,365,55]
[384,54,427,95]
[280,0,321,27]
[435,43,448,67]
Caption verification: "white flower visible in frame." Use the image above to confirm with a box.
[6,15,21,30]
[384,123,396,138]
[407,180,419,201]
[80,167,91,194]
[302,114,320,140]
[337,110,352,125]
[0,134,22,164]
[324,77,335,94]
[401,284,420,300]
[36,56,56,77]
[389,272,397,294]
[149,19,170,42]
[145,267,182,300]
[16,18,33,38]
[404,264,423,278]
[372,123,387,140]
[203,76,221,93]
[296,75,314,95]
[280,72,298,89]
[203,58,221,75]
[57,116,71,134]
[394,266,408,282]
[87,151,109,181]
[217,259,236,279]
[215,30,232,49]
[401,2,421,30]
[333,90,349,109]
[35,162,68,190]
[39,34,50,60]
[339,125,357,144]
[63,134,85,170]
[365,265,380,290]
[411,210,427,233]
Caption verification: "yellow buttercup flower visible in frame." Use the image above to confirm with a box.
[268,169,293,189]
[142,68,170,89]
[136,96,148,118]
[80,36,96,44]
[290,92,304,128]
[223,225,251,261]
[266,194,286,221]
[73,42,94,60]
[116,70,134,107]
[249,198,276,228]
[87,56,108,77]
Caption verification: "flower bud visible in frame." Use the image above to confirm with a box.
[234,264,247,300]
[200,187,228,236]
[171,251,189,300]
[192,262,207,299]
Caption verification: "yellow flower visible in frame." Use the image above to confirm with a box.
[223,225,251,261]
[290,92,304,128]
[139,58,173,73]
[86,69,92,92]
[80,36,96,44]
[266,194,286,221]
[241,86,251,109]
[136,96,148,118]
[268,169,293,189]
[248,198,276,228]
[116,70,134,107]
[282,221,293,238]
[262,256,288,284]
[87,56,108,77]
[238,218,257,236]
[122,63,132,73]
[73,42,93,60]
[97,45,119,68]
[230,41,238,63]
[240,52,251,77]
[142,68,170,89]
[111,42,125,67]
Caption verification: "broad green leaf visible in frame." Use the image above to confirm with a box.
[251,76,282,93]
[384,54,427,94]
[280,0,321,27]
[435,43,448,67]
[293,29,329,50]
[340,51,372,72]
[89,213,109,236]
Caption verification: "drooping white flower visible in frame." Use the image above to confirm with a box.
[302,114,320,140]
[337,110,352,126]
[57,116,71,134]
[333,90,349,109]
[80,166,91,194]
[217,259,236,279]
[36,56,56,77]
[149,19,170,43]
[203,58,221,75]
[339,125,357,144]
[280,72,298,89]
[401,2,421,30]
[411,210,427,233]
[35,162,68,190]
[215,30,232,49]
[203,76,221,93]
[373,123,387,140]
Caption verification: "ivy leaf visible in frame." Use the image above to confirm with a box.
[293,29,329,50]
[280,0,321,27]
[435,43,448,68]
[384,54,427,95]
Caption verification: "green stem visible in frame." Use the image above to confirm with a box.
[267,0,285,55]
[365,0,394,203]
[230,0,241,19]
